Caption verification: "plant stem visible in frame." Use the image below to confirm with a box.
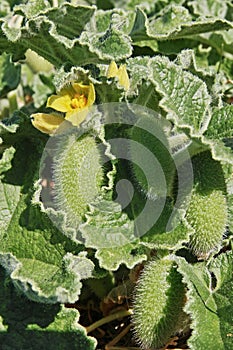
[105,324,131,349]
[86,309,133,334]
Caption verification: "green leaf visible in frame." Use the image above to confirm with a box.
[79,9,133,60]
[0,53,21,96]
[175,49,214,79]
[95,241,147,271]
[129,82,160,111]
[126,56,162,110]
[0,146,15,174]
[148,5,192,36]
[0,146,20,234]
[0,111,47,150]
[141,220,192,250]
[126,56,153,99]
[0,118,19,135]
[149,56,211,136]
[200,105,233,164]
[1,4,98,67]
[189,0,228,18]
[80,197,147,270]
[114,0,163,12]
[220,29,233,46]
[0,140,94,304]
[130,6,233,42]
[203,138,233,165]
[175,50,229,108]
[177,252,233,350]
[205,105,233,139]
[0,177,20,235]
[27,307,97,350]
[129,8,148,42]
[45,4,95,40]
[223,165,233,210]
[135,193,192,250]
[80,198,135,249]
[184,31,233,59]
[95,79,125,103]
[0,20,22,60]
[14,0,51,18]
[227,191,233,233]
[208,252,233,348]
[14,1,94,38]
[0,268,97,350]
[0,195,94,303]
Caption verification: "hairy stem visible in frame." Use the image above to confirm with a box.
[86,309,133,334]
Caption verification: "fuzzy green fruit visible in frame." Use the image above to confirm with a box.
[52,132,103,228]
[129,116,175,199]
[186,151,227,258]
[132,257,186,349]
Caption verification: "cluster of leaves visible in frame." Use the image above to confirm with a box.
[1,0,233,349]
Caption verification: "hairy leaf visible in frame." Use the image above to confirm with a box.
[130,6,233,42]
[79,9,133,60]
[149,56,211,136]
[177,252,233,350]
[1,4,97,67]
[95,242,147,271]
[0,53,21,96]
[80,198,135,249]
[0,267,97,350]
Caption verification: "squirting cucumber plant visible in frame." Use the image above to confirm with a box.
[0,1,233,350]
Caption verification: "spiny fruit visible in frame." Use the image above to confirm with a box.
[132,257,186,349]
[186,151,227,259]
[52,131,104,229]
[129,116,175,199]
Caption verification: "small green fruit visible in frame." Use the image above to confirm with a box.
[132,257,186,349]
[52,132,103,228]
[186,151,227,258]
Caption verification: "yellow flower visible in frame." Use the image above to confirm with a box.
[47,82,95,126]
[31,82,95,134]
[107,61,130,90]
[31,113,64,134]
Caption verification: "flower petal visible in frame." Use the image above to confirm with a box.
[107,61,118,78]
[87,83,95,107]
[117,64,130,90]
[47,94,72,112]
[65,109,88,126]
[72,82,90,95]
[72,82,95,107]
[31,113,64,134]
